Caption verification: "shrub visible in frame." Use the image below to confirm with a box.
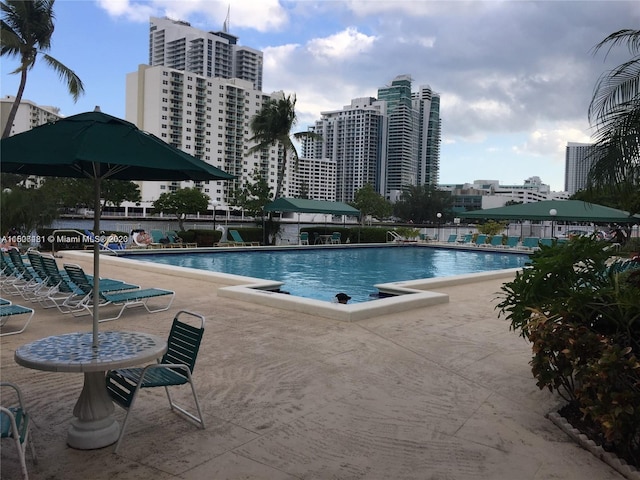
[496,236,640,462]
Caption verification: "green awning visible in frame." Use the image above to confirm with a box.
[264,198,360,216]
[458,200,640,223]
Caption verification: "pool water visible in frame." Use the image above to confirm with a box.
[131,246,528,304]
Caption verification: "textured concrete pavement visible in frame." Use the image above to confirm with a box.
[0,252,627,480]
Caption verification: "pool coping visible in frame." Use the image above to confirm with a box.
[59,245,523,322]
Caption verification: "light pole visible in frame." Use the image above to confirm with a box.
[549,208,557,238]
[436,212,442,241]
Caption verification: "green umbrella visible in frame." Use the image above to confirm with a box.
[0,110,233,346]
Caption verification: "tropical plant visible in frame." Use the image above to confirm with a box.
[0,186,59,236]
[247,93,320,200]
[587,29,640,214]
[497,236,640,463]
[0,0,85,138]
[152,187,209,231]
[39,178,141,213]
[393,184,452,223]
[477,220,508,236]
[352,184,392,222]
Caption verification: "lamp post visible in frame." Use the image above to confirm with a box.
[436,212,442,241]
[549,208,557,238]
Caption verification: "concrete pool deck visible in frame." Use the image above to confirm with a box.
[0,252,628,480]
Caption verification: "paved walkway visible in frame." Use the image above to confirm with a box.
[0,253,626,479]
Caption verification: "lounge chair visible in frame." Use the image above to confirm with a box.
[0,299,34,337]
[1,382,37,479]
[539,238,555,247]
[106,311,206,453]
[487,235,504,247]
[459,234,473,244]
[505,236,520,248]
[150,229,169,246]
[229,230,259,246]
[474,234,488,246]
[519,237,541,251]
[83,230,126,251]
[166,230,197,248]
[63,263,175,322]
[38,254,139,313]
[446,234,459,243]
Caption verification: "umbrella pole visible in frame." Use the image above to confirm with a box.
[92,177,101,348]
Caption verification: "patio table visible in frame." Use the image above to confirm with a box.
[316,234,332,244]
[15,330,167,450]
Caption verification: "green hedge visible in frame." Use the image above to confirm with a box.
[299,226,388,244]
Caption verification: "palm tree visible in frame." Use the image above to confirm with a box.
[587,29,640,212]
[248,93,320,200]
[0,0,84,138]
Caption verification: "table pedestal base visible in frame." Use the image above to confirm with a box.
[68,371,119,450]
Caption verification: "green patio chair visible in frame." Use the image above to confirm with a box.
[106,311,206,453]
[330,232,341,244]
[1,382,37,479]
[299,232,309,245]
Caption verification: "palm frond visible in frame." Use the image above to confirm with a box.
[41,53,85,100]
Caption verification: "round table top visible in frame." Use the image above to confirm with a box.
[14,331,167,373]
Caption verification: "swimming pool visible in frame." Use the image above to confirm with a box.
[130,246,528,304]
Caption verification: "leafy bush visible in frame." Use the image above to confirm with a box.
[497,236,640,462]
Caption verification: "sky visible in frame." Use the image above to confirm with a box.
[1,0,638,192]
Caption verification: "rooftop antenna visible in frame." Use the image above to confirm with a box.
[223,5,230,32]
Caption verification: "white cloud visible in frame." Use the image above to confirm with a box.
[96,0,155,22]
[97,0,288,31]
[514,124,592,161]
[307,27,376,61]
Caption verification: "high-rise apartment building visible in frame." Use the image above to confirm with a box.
[126,65,283,204]
[149,16,263,91]
[127,17,279,207]
[302,97,387,203]
[565,142,597,194]
[303,75,441,203]
[0,95,61,137]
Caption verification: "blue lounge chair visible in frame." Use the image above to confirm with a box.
[488,235,504,247]
[520,237,541,251]
[459,234,473,244]
[229,230,259,246]
[474,234,488,246]
[446,234,459,244]
[0,299,34,337]
[63,263,175,322]
[505,236,520,248]
[539,238,555,247]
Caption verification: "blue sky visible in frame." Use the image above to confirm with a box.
[2,0,638,191]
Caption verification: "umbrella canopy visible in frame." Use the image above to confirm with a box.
[458,200,640,223]
[264,197,360,216]
[0,110,233,346]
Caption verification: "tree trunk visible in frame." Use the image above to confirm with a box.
[2,68,29,139]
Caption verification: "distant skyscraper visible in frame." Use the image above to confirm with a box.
[565,142,597,194]
[304,75,441,203]
[302,97,387,203]
[149,16,263,90]
[413,85,441,186]
[377,75,419,200]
